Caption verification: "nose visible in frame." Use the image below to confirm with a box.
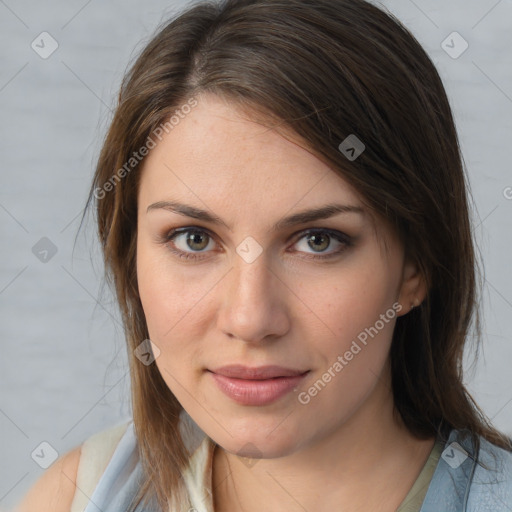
[217,252,290,344]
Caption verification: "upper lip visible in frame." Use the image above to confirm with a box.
[209,365,309,380]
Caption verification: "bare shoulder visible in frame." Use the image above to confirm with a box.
[16,445,82,512]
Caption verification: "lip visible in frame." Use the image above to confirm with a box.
[207,365,309,406]
[210,364,308,379]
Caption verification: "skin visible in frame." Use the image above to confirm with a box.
[135,92,433,512]
[16,447,81,512]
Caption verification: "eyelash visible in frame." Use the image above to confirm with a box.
[158,227,353,262]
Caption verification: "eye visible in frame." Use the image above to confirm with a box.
[291,229,351,259]
[162,228,217,260]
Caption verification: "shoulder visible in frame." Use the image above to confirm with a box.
[15,421,131,512]
[476,434,512,477]
[422,428,512,511]
[16,445,82,512]
[466,435,512,510]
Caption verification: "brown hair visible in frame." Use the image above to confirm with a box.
[85,0,512,509]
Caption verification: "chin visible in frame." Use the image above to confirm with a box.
[211,416,305,459]
[224,436,298,460]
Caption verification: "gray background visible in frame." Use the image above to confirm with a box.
[1,0,511,509]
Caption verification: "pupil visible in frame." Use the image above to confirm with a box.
[308,234,329,252]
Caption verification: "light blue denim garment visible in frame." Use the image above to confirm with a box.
[419,428,512,511]
[83,421,512,512]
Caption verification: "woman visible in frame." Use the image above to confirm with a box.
[17,0,512,511]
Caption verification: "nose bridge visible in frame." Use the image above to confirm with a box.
[230,251,273,312]
[218,249,289,342]
[233,254,272,299]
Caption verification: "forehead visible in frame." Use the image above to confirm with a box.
[138,94,363,212]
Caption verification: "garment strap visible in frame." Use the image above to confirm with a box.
[70,422,129,512]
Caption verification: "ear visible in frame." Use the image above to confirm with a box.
[396,257,427,317]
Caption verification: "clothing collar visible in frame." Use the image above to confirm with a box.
[419,429,477,512]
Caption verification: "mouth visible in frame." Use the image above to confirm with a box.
[207,365,310,406]
[209,364,309,379]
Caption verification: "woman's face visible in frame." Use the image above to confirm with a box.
[136,94,422,458]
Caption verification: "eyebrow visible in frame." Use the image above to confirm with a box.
[146,200,364,232]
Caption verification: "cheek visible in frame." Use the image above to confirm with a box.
[306,259,399,346]
[295,275,397,410]
[137,241,208,338]
[136,240,226,390]
[296,259,399,401]
[136,247,207,401]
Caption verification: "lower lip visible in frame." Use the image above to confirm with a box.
[209,371,308,406]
